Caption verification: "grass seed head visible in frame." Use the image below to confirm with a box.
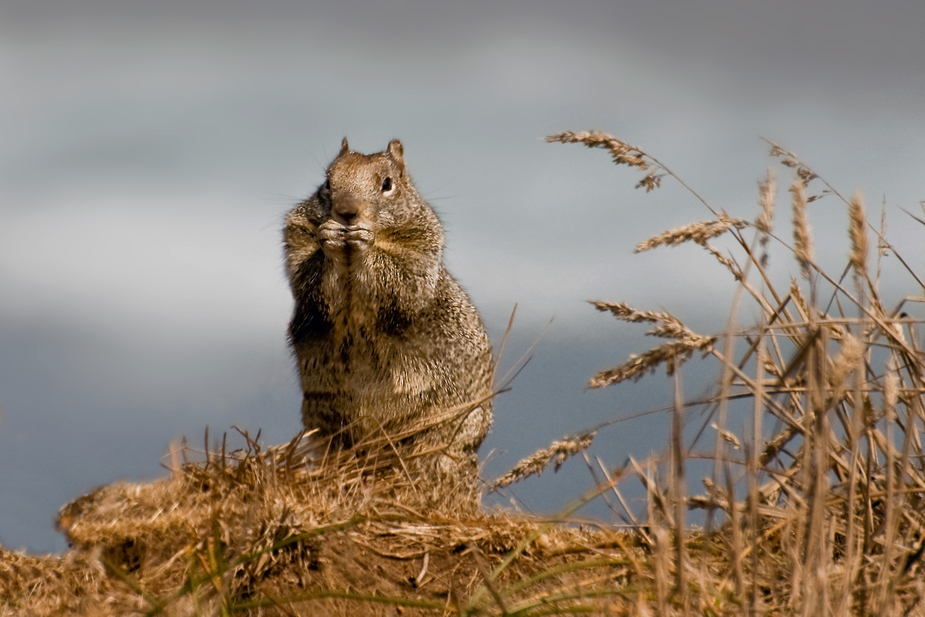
[634,213,747,253]
[491,432,596,489]
[703,244,742,279]
[546,131,649,170]
[790,180,814,279]
[828,333,863,401]
[756,167,776,235]
[848,191,869,279]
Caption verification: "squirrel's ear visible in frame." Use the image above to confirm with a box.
[339,137,350,155]
[387,139,405,170]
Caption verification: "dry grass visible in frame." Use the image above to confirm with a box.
[548,130,925,615]
[2,425,645,616]
[490,431,596,489]
[4,130,925,615]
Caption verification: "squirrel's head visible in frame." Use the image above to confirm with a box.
[320,138,411,226]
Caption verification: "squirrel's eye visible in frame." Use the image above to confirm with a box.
[382,177,393,193]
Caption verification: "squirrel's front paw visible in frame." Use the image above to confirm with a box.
[343,225,373,253]
[319,220,347,254]
[320,220,373,259]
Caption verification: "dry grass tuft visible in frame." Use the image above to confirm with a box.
[549,129,925,616]
[3,426,642,616]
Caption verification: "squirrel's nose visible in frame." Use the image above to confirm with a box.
[332,193,364,225]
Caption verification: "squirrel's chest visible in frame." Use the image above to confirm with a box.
[316,259,433,395]
[327,330,432,400]
[321,259,376,317]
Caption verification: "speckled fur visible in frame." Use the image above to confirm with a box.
[283,139,494,466]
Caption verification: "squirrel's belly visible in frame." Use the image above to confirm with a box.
[344,346,434,398]
[339,342,436,427]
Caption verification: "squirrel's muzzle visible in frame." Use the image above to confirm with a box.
[331,192,366,225]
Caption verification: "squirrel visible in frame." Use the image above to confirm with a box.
[283,138,494,472]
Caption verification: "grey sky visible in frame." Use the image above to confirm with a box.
[2,0,925,552]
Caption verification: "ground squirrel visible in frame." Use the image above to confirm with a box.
[283,138,494,470]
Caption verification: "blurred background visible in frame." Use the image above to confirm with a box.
[3,0,925,553]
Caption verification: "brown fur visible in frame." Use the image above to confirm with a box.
[283,139,494,471]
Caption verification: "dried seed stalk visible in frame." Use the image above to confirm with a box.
[849,191,869,279]
[546,131,649,170]
[790,180,814,279]
[491,432,596,489]
[634,213,747,253]
[756,168,777,235]
[589,338,713,388]
[590,301,702,340]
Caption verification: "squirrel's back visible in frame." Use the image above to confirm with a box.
[283,139,493,462]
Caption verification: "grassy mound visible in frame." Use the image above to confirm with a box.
[2,430,642,616]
